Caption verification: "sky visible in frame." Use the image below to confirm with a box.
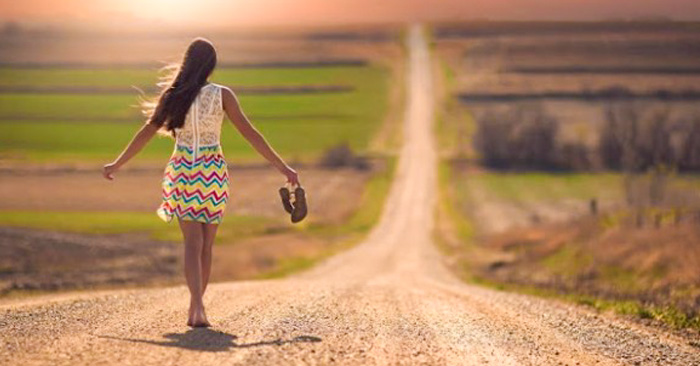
[2,0,700,28]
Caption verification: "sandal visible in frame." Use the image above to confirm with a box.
[291,186,308,223]
[278,187,294,214]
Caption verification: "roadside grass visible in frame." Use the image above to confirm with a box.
[539,242,669,295]
[436,162,700,332]
[472,275,700,331]
[434,60,476,159]
[437,161,475,245]
[540,244,593,278]
[257,158,397,279]
[435,99,476,159]
[0,66,390,162]
[258,256,318,279]
[338,159,397,234]
[0,211,282,244]
[368,53,406,156]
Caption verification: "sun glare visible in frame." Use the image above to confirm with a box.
[120,0,204,23]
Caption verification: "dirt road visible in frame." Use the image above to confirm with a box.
[1,25,698,366]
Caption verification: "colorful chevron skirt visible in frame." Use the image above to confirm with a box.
[157,144,229,224]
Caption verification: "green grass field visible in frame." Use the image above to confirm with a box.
[0,66,390,162]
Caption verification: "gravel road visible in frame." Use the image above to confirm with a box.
[1,25,699,366]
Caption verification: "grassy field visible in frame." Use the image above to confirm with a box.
[0,67,383,88]
[0,27,406,293]
[463,172,623,204]
[0,65,390,162]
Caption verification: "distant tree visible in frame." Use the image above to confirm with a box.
[678,116,700,171]
[473,111,514,169]
[557,142,592,170]
[599,103,674,172]
[510,104,558,169]
[599,115,624,170]
[474,104,559,170]
[1,22,21,36]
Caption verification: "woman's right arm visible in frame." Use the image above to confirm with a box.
[102,122,159,180]
[221,86,299,186]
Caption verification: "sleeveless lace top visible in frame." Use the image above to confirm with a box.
[175,83,224,148]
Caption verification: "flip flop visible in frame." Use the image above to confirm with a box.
[291,186,307,223]
[279,187,294,214]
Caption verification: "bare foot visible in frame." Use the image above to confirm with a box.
[187,304,196,326]
[187,302,210,328]
[190,307,210,328]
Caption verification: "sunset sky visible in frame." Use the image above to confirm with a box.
[2,0,700,28]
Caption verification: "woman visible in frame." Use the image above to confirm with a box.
[102,38,299,327]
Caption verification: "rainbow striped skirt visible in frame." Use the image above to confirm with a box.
[157,144,229,224]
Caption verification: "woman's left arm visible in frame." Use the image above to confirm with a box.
[221,86,300,186]
[102,123,159,180]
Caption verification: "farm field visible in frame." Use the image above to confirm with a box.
[437,23,700,148]
[434,21,700,331]
[0,65,391,162]
[0,25,402,164]
[0,27,400,66]
[435,21,700,215]
[0,162,395,294]
[0,26,404,294]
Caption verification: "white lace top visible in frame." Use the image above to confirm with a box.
[175,83,224,148]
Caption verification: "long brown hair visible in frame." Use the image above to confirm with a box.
[143,38,217,136]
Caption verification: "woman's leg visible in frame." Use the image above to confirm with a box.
[201,223,219,296]
[177,218,209,326]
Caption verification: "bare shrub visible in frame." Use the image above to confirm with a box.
[319,142,369,170]
[557,142,592,170]
[473,102,700,172]
[474,104,559,170]
[599,105,631,170]
[473,111,514,168]
[677,115,700,171]
[622,167,700,228]
[600,103,675,171]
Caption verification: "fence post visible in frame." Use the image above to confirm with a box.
[589,198,598,216]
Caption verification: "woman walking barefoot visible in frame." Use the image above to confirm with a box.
[102,38,300,327]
